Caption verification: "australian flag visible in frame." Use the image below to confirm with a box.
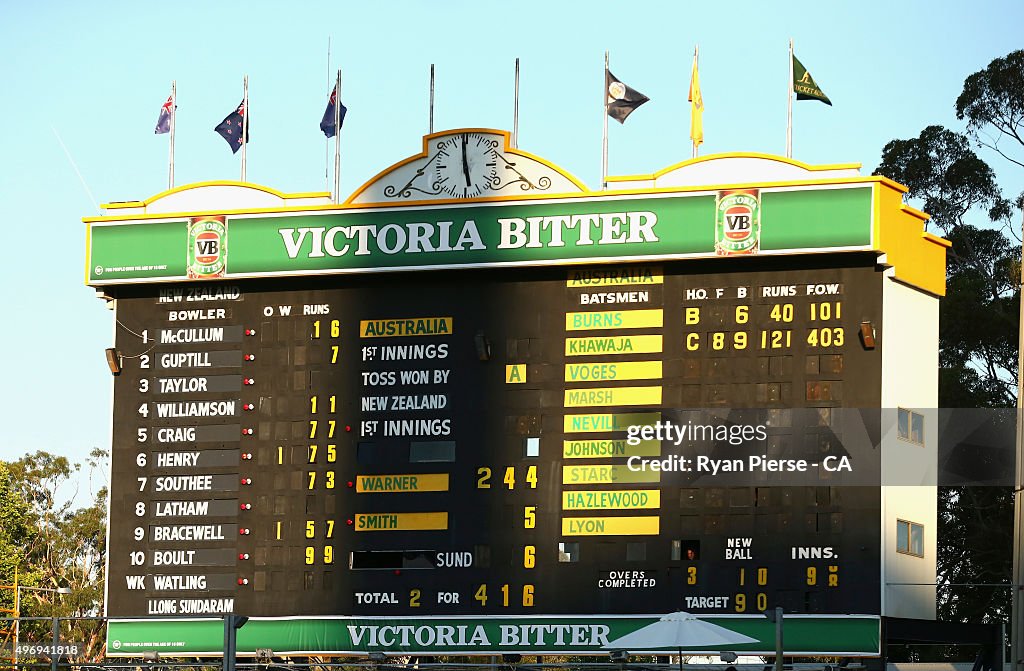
[154,95,172,134]
[320,85,347,138]
[215,100,248,153]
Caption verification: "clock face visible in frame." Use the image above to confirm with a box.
[433,133,500,198]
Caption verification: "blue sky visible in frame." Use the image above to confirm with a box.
[0,0,1021,476]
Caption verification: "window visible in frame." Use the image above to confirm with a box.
[897,408,925,445]
[897,519,924,557]
[409,441,456,462]
[558,542,579,563]
[671,540,700,561]
[626,542,646,561]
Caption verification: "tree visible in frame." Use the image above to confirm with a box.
[4,449,108,660]
[874,50,1024,630]
[0,463,33,612]
[956,50,1024,170]
[876,126,1019,407]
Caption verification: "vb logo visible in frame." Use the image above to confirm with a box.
[726,212,751,231]
[715,190,760,256]
[194,231,221,263]
[188,216,228,278]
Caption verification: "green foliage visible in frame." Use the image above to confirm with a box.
[2,449,108,660]
[873,49,1024,634]
[940,224,1021,404]
[937,487,1012,623]
[876,126,1006,232]
[956,50,1024,169]
[0,463,32,611]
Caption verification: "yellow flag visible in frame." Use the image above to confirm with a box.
[688,49,704,149]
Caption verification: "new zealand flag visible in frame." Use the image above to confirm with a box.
[320,85,348,138]
[215,100,248,153]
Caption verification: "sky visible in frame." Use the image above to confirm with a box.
[0,0,1021,492]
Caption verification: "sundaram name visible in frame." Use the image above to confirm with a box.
[279,211,658,258]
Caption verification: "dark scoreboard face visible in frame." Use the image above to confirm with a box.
[107,255,883,619]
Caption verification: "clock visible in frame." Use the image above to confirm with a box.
[367,128,578,204]
[433,132,500,198]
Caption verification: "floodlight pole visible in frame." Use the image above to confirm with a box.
[1012,209,1024,671]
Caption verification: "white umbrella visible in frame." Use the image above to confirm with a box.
[606,611,758,652]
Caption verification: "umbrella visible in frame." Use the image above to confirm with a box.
[605,611,758,670]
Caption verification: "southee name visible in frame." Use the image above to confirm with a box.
[279,211,658,258]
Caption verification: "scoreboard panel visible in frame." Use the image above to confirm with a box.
[107,254,883,620]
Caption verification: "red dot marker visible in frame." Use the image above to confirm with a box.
[245,354,255,361]
[243,403,254,411]
[238,578,249,585]
[240,528,250,535]
[241,478,252,485]
[245,329,256,336]
[346,519,354,526]
[347,481,354,488]
[345,425,352,432]
[238,553,250,560]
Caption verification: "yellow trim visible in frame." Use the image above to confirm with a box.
[344,128,588,205]
[605,151,862,183]
[84,174,900,223]
[876,175,909,194]
[873,180,948,296]
[101,181,330,210]
[84,203,344,223]
[900,204,929,222]
[84,222,92,285]
[923,231,951,249]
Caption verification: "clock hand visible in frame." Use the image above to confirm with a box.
[461,134,471,186]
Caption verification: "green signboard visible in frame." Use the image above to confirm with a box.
[107,614,880,656]
[87,187,872,285]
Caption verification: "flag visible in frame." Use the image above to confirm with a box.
[215,100,248,153]
[688,53,704,147]
[792,54,831,105]
[320,85,348,138]
[154,95,173,135]
[606,70,649,123]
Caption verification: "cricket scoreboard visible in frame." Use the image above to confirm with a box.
[89,131,946,656]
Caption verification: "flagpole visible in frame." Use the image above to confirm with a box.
[602,50,609,190]
[169,80,176,190]
[325,37,332,192]
[333,69,342,204]
[692,46,698,159]
[513,58,520,148]
[786,39,793,159]
[241,75,248,182]
[429,64,435,134]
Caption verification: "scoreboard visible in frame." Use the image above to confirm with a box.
[91,135,948,656]
[108,257,883,620]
